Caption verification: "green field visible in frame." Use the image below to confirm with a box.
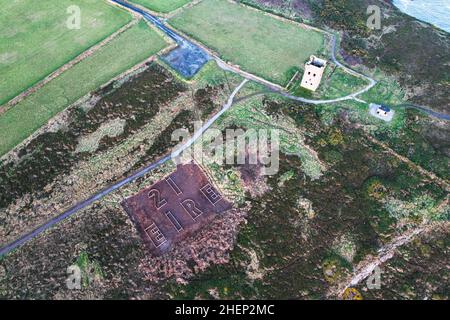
[170,0,325,85]
[0,21,168,156]
[130,0,191,13]
[289,67,369,100]
[0,0,132,106]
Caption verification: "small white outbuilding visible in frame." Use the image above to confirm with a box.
[369,103,395,122]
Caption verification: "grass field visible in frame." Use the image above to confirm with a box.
[0,0,132,106]
[169,0,325,85]
[0,20,168,156]
[289,66,369,100]
[130,0,191,13]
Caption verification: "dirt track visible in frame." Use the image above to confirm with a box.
[0,79,248,257]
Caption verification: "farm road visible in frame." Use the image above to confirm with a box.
[2,0,449,257]
[0,79,248,257]
[115,0,450,120]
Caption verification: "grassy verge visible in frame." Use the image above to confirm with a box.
[169,0,325,86]
[0,0,132,106]
[289,65,369,100]
[0,20,168,156]
[129,0,191,13]
[158,59,242,90]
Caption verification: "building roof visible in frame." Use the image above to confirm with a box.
[300,56,327,91]
[379,105,391,112]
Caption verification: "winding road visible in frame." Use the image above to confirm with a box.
[216,33,378,106]
[397,103,450,121]
[112,0,184,44]
[1,0,448,257]
[114,0,450,120]
[0,78,248,257]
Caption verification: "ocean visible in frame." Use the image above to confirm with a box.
[392,0,450,33]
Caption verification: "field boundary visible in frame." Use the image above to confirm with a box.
[0,19,140,116]
[0,42,176,163]
[228,0,328,35]
[119,1,166,17]
[114,0,376,104]
[166,0,205,18]
[165,0,376,103]
[0,79,248,257]
[226,0,375,92]
[168,0,331,85]
[164,21,374,104]
[162,21,287,90]
[127,0,204,18]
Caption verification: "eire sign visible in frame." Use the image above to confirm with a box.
[121,163,232,255]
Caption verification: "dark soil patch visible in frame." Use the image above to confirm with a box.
[122,162,232,256]
[164,97,447,299]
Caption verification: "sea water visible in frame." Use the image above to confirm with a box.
[392,0,450,33]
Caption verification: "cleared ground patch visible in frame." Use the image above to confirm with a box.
[0,20,168,156]
[0,69,448,299]
[122,162,232,256]
[0,0,132,106]
[130,0,191,13]
[169,0,325,85]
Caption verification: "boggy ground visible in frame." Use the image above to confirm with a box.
[0,61,237,248]
[0,63,183,208]
[0,90,447,299]
[160,96,448,299]
[0,60,245,299]
[0,163,247,299]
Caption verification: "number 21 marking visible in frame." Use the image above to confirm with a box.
[148,189,167,209]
